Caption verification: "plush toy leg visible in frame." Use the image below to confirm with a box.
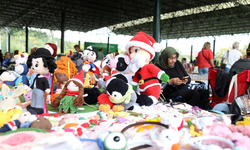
[137,85,161,106]
[97,93,114,108]
[0,124,11,133]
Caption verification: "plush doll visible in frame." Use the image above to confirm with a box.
[14,52,29,64]
[98,75,137,111]
[0,110,37,133]
[44,43,58,58]
[51,70,87,114]
[71,52,84,73]
[0,84,24,111]
[0,71,17,85]
[125,31,170,106]
[83,47,100,76]
[30,117,52,132]
[26,48,57,114]
[9,63,29,87]
[53,56,78,93]
[82,46,92,61]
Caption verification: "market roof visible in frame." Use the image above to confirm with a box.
[1,0,249,39]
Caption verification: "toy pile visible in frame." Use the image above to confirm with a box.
[0,32,249,150]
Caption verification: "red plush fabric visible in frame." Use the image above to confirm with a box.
[97,93,114,108]
[141,84,161,100]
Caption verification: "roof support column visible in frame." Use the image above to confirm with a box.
[213,38,216,57]
[190,45,193,63]
[152,0,161,63]
[61,11,65,53]
[107,36,110,54]
[25,26,28,53]
[7,32,10,52]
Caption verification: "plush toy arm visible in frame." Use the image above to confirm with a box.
[160,73,170,83]
[45,89,51,94]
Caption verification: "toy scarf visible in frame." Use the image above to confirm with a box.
[66,90,79,96]
[109,84,133,104]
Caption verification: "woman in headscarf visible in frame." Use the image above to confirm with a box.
[155,47,208,109]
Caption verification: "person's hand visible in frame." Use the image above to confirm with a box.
[168,78,182,85]
[182,78,188,85]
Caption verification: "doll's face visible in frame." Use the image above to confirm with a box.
[55,73,69,83]
[18,111,31,124]
[31,58,49,75]
[87,51,97,63]
[130,47,150,63]
[83,50,89,60]
[67,81,79,91]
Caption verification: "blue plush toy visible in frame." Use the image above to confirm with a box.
[9,63,29,86]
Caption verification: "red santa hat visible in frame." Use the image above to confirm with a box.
[44,43,57,57]
[125,31,161,60]
[104,74,115,86]
[69,70,84,85]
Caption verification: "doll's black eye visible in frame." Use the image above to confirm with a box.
[35,64,38,67]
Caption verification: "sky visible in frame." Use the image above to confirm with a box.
[39,27,250,57]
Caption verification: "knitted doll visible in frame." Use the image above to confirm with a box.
[125,32,170,106]
[26,48,57,114]
[83,46,100,76]
[54,56,78,93]
[51,70,86,114]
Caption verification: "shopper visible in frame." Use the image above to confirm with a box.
[197,42,214,75]
[223,42,243,73]
[230,43,250,74]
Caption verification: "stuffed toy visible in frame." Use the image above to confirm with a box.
[9,63,29,87]
[98,75,137,111]
[44,43,58,58]
[0,84,24,111]
[71,52,84,72]
[0,107,23,127]
[14,52,29,64]
[83,46,100,76]
[82,46,92,61]
[0,110,37,133]
[53,56,78,94]
[26,48,57,114]
[0,71,17,85]
[51,70,87,114]
[99,54,115,77]
[30,117,52,132]
[125,31,169,106]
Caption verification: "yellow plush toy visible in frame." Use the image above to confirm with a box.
[0,107,23,127]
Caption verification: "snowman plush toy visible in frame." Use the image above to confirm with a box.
[125,31,170,106]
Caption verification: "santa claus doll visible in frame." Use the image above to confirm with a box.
[125,31,170,106]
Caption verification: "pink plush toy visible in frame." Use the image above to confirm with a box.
[24,91,32,102]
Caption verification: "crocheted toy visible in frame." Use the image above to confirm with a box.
[98,75,137,111]
[14,52,29,64]
[71,52,84,72]
[51,70,98,114]
[0,71,17,85]
[26,48,57,114]
[0,84,24,111]
[0,110,37,133]
[82,46,100,76]
[9,63,29,87]
[53,56,78,94]
[125,32,169,106]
